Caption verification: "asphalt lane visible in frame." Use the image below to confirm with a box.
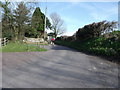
[2,45,119,88]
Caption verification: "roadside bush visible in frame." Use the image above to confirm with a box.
[76,21,117,41]
[3,31,14,40]
[55,35,120,62]
[55,37,62,41]
[65,36,75,41]
[104,31,120,41]
[55,21,119,62]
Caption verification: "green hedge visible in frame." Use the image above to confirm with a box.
[55,37,120,62]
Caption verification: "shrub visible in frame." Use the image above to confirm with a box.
[55,37,62,41]
[76,21,117,41]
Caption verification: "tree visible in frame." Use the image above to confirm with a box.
[50,12,66,38]
[40,12,51,29]
[27,7,51,38]
[14,2,30,41]
[0,0,14,40]
[31,7,43,30]
[31,7,44,38]
[76,21,117,41]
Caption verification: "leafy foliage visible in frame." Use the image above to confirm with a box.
[55,21,119,62]
[25,27,38,38]
[76,21,117,41]
[1,1,51,40]
[31,7,43,32]
[26,7,51,38]
[0,0,14,40]
[14,2,30,41]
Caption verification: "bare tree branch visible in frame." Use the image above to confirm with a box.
[50,12,66,38]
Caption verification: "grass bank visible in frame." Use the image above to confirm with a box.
[55,37,120,62]
[1,42,47,52]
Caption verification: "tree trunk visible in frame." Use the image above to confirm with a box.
[55,34,57,39]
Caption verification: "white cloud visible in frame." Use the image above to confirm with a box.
[90,13,108,21]
[90,6,118,21]
[63,31,76,36]
[77,2,118,21]
[62,16,79,24]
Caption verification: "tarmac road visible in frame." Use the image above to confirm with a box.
[2,45,119,88]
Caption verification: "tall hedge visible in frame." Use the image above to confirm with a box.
[76,21,117,41]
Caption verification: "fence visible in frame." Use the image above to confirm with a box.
[0,38,8,47]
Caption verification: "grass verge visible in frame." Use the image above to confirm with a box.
[1,42,47,52]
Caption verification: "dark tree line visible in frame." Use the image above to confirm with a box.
[0,0,13,40]
[0,0,51,41]
[56,20,118,42]
[76,20,117,41]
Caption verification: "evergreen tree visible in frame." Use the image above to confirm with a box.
[14,2,30,41]
[40,12,51,29]
[26,7,51,38]
[31,7,44,35]
[0,0,14,40]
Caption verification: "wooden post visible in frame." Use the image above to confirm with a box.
[4,38,6,46]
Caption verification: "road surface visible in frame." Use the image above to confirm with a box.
[2,45,119,88]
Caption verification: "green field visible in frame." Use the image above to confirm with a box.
[0,42,47,52]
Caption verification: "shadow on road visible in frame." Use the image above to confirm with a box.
[50,45,78,52]
[50,45,120,64]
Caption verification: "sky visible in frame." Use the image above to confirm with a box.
[0,0,118,36]
[38,2,118,36]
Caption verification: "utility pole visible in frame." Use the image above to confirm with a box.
[44,0,47,41]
